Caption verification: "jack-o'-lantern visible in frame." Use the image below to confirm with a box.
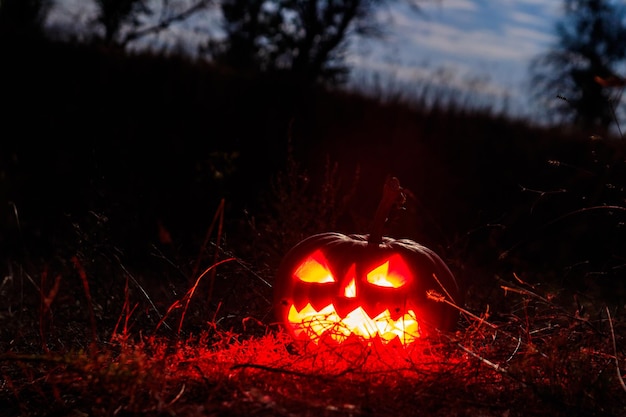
[274,177,461,346]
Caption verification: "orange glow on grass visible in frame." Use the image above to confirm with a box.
[287,303,421,345]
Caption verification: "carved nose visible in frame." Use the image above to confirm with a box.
[343,278,356,298]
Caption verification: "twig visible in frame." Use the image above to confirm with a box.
[427,290,497,330]
[166,384,186,407]
[72,256,99,345]
[456,342,514,375]
[605,307,626,393]
[427,290,545,358]
[207,242,272,290]
[230,363,315,378]
[431,272,458,305]
[436,333,529,388]
[178,257,236,335]
[121,0,212,46]
[111,275,139,342]
[498,275,603,334]
[115,254,169,329]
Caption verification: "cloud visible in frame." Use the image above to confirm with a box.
[380,1,561,63]
[429,0,477,12]
[46,0,98,32]
[509,10,549,27]
[348,54,517,113]
[504,25,556,49]
[350,1,565,117]
[397,21,531,61]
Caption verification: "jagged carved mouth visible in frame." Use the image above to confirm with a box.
[287,303,421,345]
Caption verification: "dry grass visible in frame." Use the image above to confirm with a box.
[2,143,626,416]
[2,134,626,416]
[1,38,626,417]
[1,247,625,417]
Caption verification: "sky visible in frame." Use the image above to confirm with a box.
[347,0,563,118]
[46,0,564,120]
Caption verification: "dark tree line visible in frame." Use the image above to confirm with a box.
[0,0,214,47]
[530,0,626,134]
[0,0,397,85]
[205,0,390,84]
[2,0,626,129]
[0,0,51,39]
[93,0,215,48]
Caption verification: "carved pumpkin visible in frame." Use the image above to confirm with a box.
[274,178,461,346]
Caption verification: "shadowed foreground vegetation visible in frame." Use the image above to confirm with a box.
[1,38,626,416]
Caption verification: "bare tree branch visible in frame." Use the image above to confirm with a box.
[121,0,213,46]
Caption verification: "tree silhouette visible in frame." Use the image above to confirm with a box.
[529,0,626,134]
[206,0,284,71]
[207,0,401,85]
[94,0,151,45]
[93,0,212,48]
[0,0,51,40]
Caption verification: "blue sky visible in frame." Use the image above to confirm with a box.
[47,0,564,119]
[348,1,563,118]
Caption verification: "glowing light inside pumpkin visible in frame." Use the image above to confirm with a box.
[287,303,421,345]
[344,277,357,298]
[366,254,410,288]
[294,250,335,283]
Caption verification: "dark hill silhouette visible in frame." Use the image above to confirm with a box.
[1,38,625,307]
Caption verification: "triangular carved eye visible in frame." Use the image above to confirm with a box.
[366,254,411,288]
[294,250,335,283]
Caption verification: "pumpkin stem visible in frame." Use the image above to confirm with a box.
[368,176,405,246]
